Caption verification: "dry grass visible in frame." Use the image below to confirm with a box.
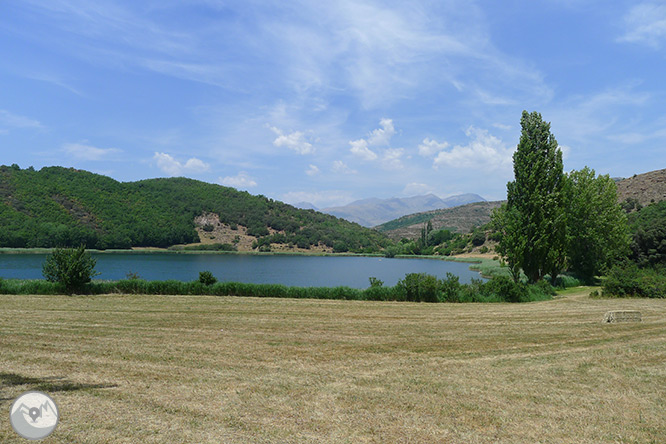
[1,290,665,443]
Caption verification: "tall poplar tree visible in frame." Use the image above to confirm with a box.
[564,167,629,281]
[497,111,566,283]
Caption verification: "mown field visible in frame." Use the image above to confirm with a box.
[1,290,665,443]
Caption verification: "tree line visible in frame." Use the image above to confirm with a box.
[0,165,390,253]
[492,111,664,297]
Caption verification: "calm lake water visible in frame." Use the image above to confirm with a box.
[0,253,484,289]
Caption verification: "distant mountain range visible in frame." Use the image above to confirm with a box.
[318,193,486,227]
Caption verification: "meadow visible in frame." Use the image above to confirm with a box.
[1,290,665,443]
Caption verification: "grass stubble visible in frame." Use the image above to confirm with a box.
[0,289,664,443]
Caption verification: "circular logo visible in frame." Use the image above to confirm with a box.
[10,391,59,440]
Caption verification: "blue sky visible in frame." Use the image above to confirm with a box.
[1,1,665,207]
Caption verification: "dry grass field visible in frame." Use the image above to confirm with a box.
[1,290,665,443]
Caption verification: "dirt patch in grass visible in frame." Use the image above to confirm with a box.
[1,293,665,443]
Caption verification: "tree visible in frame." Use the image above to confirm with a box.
[564,167,630,281]
[496,111,566,283]
[42,245,100,292]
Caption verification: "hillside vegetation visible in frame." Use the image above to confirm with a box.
[376,201,503,240]
[0,165,390,252]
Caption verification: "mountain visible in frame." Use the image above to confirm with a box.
[376,201,504,241]
[615,168,666,207]
[0,165,390,253]
[294,201,318,210]
[321,193,486,227]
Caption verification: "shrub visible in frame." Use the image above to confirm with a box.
[440,273,462,302]
[368,277,384,288]
[199,271,217,285]
[42,245,99,293]
[397,273,440,302]
[483,275,527,303]
[602,264,666,298]
[471,230,486,246]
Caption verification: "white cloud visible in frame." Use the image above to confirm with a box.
[282,190,355,208]
[331,160,357,175]
[492,123,513,131]
[349,138,378,161]
[219,171,257,189]
[270,126,314,155]
[558,145,571,160]
[306,164,320,176]
[433,127,513,171]
[367,118,395,146]
[0,109,42,132]
[382,148,405,170]
[619,3,666,48]
[349,118,398,161]
[418,138,450,157]
[153,152,210,176]
[402,182,435,196]
[63,142,122,161]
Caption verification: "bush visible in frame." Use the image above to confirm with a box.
[199,271,217,285]
[602,264,666,298]
[470,230,486,246]
[483,275,527,303]
[42,245,99,293]
[397,273,440,302]
[440,273,462,302]
[368,277,384,288]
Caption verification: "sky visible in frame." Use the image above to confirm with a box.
[1,1,665,207]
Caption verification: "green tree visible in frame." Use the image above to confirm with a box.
[564,167,630,282]
[42,245,100,292]
[199,270,217,285]
[496,111,566,283]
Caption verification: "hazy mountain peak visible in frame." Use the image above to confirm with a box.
[321,193,486,227]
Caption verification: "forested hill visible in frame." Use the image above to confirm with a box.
[0,165,390,252]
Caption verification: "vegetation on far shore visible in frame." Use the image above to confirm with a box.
[0,164,389,253]
[2,111,665,300]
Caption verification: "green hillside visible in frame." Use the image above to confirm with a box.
[376,201,504,240]
[0,165,390,252]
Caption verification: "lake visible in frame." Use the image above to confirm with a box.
[0,253,485,289]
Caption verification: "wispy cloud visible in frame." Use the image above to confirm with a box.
[618,3,666,48]
[282,189,355,208]
[402,182,435,196]
[153,152,210,176]
[63,142,121,160]
[0,109,42,132]
[305,164,320,176]
[219,171,258,189]
[381,148,405,170]
[331,160,357,175]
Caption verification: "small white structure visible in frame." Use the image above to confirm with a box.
[603,310,642,323]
